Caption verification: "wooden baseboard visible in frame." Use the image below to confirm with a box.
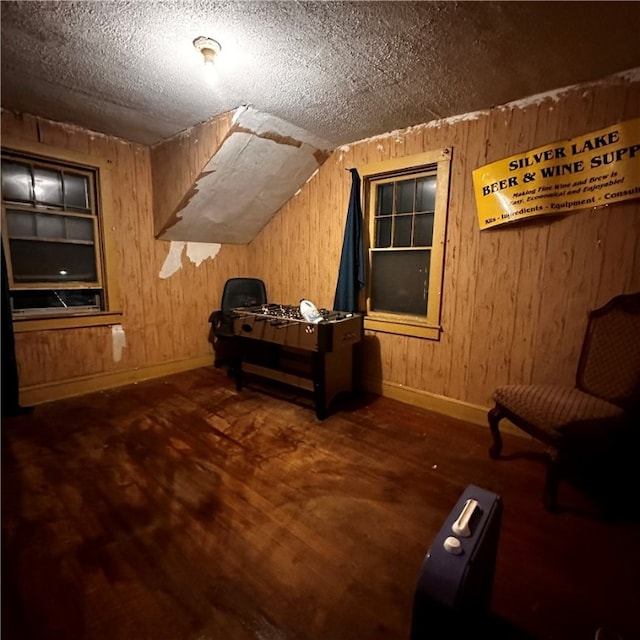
[19,354,214,406]
[361,377,525,437]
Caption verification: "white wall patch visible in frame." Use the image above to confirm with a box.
[111,324,127,362]
[159,241,186,278]
[186,242,221,266]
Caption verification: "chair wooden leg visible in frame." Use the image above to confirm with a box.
[488,405,504,459]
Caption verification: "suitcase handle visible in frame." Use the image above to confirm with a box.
[452,498,480,537]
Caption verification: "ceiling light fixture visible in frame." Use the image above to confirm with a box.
[193,36,222,85]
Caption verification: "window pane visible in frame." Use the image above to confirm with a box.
[1,160,32,202]
[11,289,102,312]
[395,179,415,213]
[9,239,97,283]
[416,176,436,212]
[6,210,36,236]
[66,216,94,241]
[375,217,392,248]
[35,213,66,239]
[370,249,430,315]
[64,173,90,210]
[414,213,434,247]
[33,167,63,206]
[9,211,95,242]
[377,183,393,216]
[393,214,412,247]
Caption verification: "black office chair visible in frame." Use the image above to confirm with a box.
[208,278,267,369]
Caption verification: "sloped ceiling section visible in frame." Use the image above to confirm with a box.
[158,106,332,244]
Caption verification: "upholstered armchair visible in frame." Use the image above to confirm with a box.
[488,292,640,511]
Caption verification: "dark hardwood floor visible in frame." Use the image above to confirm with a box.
[2,367,639,640]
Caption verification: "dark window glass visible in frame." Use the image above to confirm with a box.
[6,210,36,236]
[393,214,412,247]
[64,173,90,211]
[395,179,414,213]
[414,213,434,246]
[377,183,393,216]
[375,217,392,248]
[370,249,430,315]
[33,167,63,206]
[66,217,94,241]
[11,289,101,312]
[416,176,437,212]
[9,239,97,283]
[35,212,66,239]
[6,210,95,242]
[1,160,32,201]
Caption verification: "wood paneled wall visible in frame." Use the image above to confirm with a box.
[249,73,640,413]
[4,72,639,415]
[2,110,250,402]
[150,112,233,236]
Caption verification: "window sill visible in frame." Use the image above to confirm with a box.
[364,316,442,340]
[13,311,123,333]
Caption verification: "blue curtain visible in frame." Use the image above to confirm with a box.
[333,168,365,312]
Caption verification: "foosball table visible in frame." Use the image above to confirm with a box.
[230,303,364,419]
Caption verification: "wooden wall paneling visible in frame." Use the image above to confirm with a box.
[113,140,148,368]
[150,113,233,236]
[374,331,397,387]
[529,80,640,385]
[305,175,323,305]
[36,117,91,156]
[385,334,408,387]
[184,259,209,358]
[523,94,594,386]
[402,331,430,391]
[1,110,39,140]
[261,205,286,303]
[463,108,519,402]
[86,133,133,374]
[408,125,450,394]
[598,203,640,297]
[623,78,640,118]
[134,146,164,366]
[323,157,349,308]
[440,116,489,401]
[14,332,50,387]
[505,101,561,388]
[291,188,308,304]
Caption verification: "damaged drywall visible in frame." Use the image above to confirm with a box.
[159,241,221,278]
[158,106,333,244]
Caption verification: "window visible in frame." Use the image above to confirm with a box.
[1,138,120,330]
[361,149,451,340]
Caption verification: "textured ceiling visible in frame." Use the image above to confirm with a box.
[1,1,640,148]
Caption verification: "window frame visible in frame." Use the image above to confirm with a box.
[1,136,121,332]
[360,148,452,340]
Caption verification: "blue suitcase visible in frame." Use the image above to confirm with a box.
[410,484,503,638]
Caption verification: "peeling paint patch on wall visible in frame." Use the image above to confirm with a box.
[186,242,221,266]
[160,241,185,278]
[111,324,127,362]
[159,241,221,278]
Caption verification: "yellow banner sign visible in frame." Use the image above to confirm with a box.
[473,117,640,230]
